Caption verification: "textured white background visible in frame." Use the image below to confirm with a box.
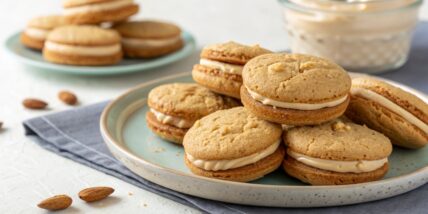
[1,0,427,213]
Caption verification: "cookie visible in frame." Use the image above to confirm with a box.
[43,25,122,66]
[114,20,184,58]
[283,118,392,185]
[63,0,139,24]
[192,41,271,98]
[346,77,428,149]
[20,15,68,50]
[146,83,240,144]
[183,107,284,182]
[241,53,351,125]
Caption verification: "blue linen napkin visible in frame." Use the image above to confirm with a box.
[24,23,428,214]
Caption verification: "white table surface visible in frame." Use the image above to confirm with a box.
[1,1,427,213]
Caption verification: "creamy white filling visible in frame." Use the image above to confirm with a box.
[288,150,387,173]
[122,36,181,48]
[24,28,49,40]
[150,108,193,129]
[64,0,134,15]
[351,87,428,135]
[199,58,243,75]
[187,140,281,171]
[246,87,348,110]
[45,41,121,56]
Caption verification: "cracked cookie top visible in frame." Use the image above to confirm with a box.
[200,41,271,65]
[148,83,240,121]
[284,118,392,161]
[242,53,351,103]
[183,107,282,160]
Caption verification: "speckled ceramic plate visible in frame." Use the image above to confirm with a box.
[100,72,428,207]
[3,31,196,76]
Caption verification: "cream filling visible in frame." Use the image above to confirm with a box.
[64,0,134,15]
[122,36,181,48]
[44,41,120,56]
[24,28,49,40]
[199,58,243,75]
[187,140,281,171]
[246,87,348,110]
[351,87,428,135]
[150,108,193,129]
[288,150,387,173]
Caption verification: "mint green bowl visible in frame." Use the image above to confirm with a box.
[4,31,196,76]
[100,72,428,207]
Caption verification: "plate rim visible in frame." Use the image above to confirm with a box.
[100,71,428,191]
[3,31,196,75]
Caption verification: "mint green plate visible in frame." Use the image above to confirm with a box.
[101,72,428,207]
[4,31,196,76]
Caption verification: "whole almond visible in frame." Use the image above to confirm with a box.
[23,98,48,110]
[58,91,78,105]
[37,194,72,211]
[79,186,114,202]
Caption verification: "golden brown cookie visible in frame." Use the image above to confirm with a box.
[146,83,240,144]
[114,20,184,58]
[192,41,271,98]
[20,15,68,50]
[43,25,122,66]
[283,118,392,185]
[241,53,351,125]
[63,0,139,24]
[183,107,284,182]
[346,77,428,149]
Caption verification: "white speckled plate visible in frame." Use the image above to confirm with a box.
[100,72,428,207]
[4,31,196,76]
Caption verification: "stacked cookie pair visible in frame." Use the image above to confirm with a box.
[20,0,184,66]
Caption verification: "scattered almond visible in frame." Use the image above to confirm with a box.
[23,98,48,110]
[37,194,72,211]
[79,186,114,202]
[58,91,78,105]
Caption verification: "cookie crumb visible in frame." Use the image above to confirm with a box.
[153,147,166,153]
[332,121,351,131]
[143,203,147,207]
[268,62,287,73]
[128,192,133,196]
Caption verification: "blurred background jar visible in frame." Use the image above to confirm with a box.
[279,0,423,74]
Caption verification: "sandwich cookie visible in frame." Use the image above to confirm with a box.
[283,119,392,185]
[114,20,184,58]
[183,107,284,182]
[192,41,271,98]
[346,77,428,149]
[20,15,68,50]
[146,83,240,144]
[63,0,139,24]
[241,53,351,125]
[43,25,122,66]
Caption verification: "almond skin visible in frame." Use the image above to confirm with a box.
[79,186,114,202]
[23,98,48,109]
[58,91,78,105]
[37,194,72,211]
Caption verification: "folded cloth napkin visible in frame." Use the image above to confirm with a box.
[24,23,428,214]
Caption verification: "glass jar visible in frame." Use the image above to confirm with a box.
[279,0,423,74]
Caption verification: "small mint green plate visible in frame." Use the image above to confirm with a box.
[4,31,196,76]
[101,72,428,207]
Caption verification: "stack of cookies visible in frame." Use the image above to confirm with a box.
[20,0,184,66]
[147,42,428,185]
